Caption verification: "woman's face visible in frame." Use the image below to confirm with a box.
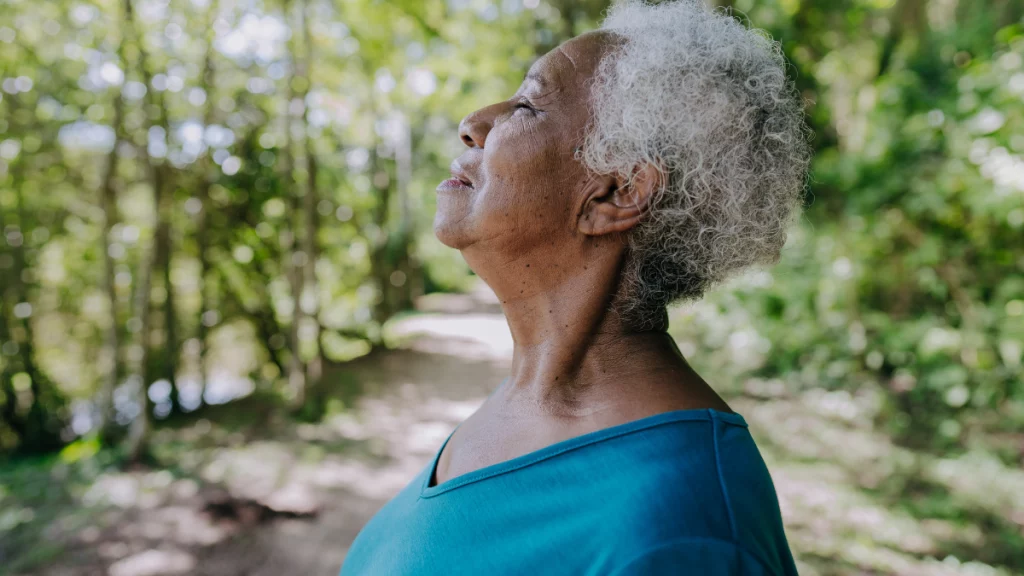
[434,33,609,260]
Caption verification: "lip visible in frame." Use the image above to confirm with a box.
[437,161,475,192]
[436,178,473,193]
[444,160,475,189]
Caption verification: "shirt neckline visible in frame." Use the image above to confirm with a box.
[419,407,746,498]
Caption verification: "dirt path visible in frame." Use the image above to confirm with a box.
[17,287,509,576]
[193,304,512,576]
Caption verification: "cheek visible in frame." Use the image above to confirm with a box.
[473,173,573,254]
[474,126,577,235]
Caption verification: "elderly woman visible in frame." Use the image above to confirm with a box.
[341,1,811,574]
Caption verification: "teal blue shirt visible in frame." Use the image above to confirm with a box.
[340,409,797,575]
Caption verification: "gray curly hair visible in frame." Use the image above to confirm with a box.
[581,0,813,327]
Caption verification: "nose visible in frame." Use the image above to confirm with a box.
[458,103,502,149]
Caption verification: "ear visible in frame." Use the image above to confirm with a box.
[577,163,661,236]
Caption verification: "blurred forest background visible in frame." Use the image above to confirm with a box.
[1,0,1023,574]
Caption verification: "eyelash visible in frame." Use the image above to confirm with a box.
[514,101,536,113]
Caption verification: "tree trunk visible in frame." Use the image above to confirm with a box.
[127,239,155,463]
[118,0,182,419]
[281,21,306,405]
[0,96,66,454]
[124,0,160,462]
[157,191,180,414]
[195,1,219,409]
[0,311,21,443]
[877,0,926,78]
[299,0,323,389]
[137,0,180,419]
[369,145,393,331]
[196,177,212,407]
[97,56,126,444]
[392,116,414,312]
[215,265,288,378]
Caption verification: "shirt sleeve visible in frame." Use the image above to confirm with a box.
[610,538,777,575]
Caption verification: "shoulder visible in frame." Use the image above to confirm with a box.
[603,409,759,504]
[596,411,795,574]
[581,412,737,535]
[709,413,796,573]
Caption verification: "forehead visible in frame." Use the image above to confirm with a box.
[524,31,612,93]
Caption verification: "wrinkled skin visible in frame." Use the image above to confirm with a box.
[430,32,730,487]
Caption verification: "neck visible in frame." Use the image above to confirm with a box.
[464,239,703,418]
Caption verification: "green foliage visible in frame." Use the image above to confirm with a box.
[0,0,597,450]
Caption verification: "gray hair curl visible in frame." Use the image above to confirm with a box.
[581,0,813,326]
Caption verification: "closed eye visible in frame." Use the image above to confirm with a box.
[514,100,537,113]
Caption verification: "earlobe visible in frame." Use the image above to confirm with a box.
[577,163,661,236]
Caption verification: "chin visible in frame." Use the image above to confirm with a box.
[432,207,475,250]
[433,221,466,249]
